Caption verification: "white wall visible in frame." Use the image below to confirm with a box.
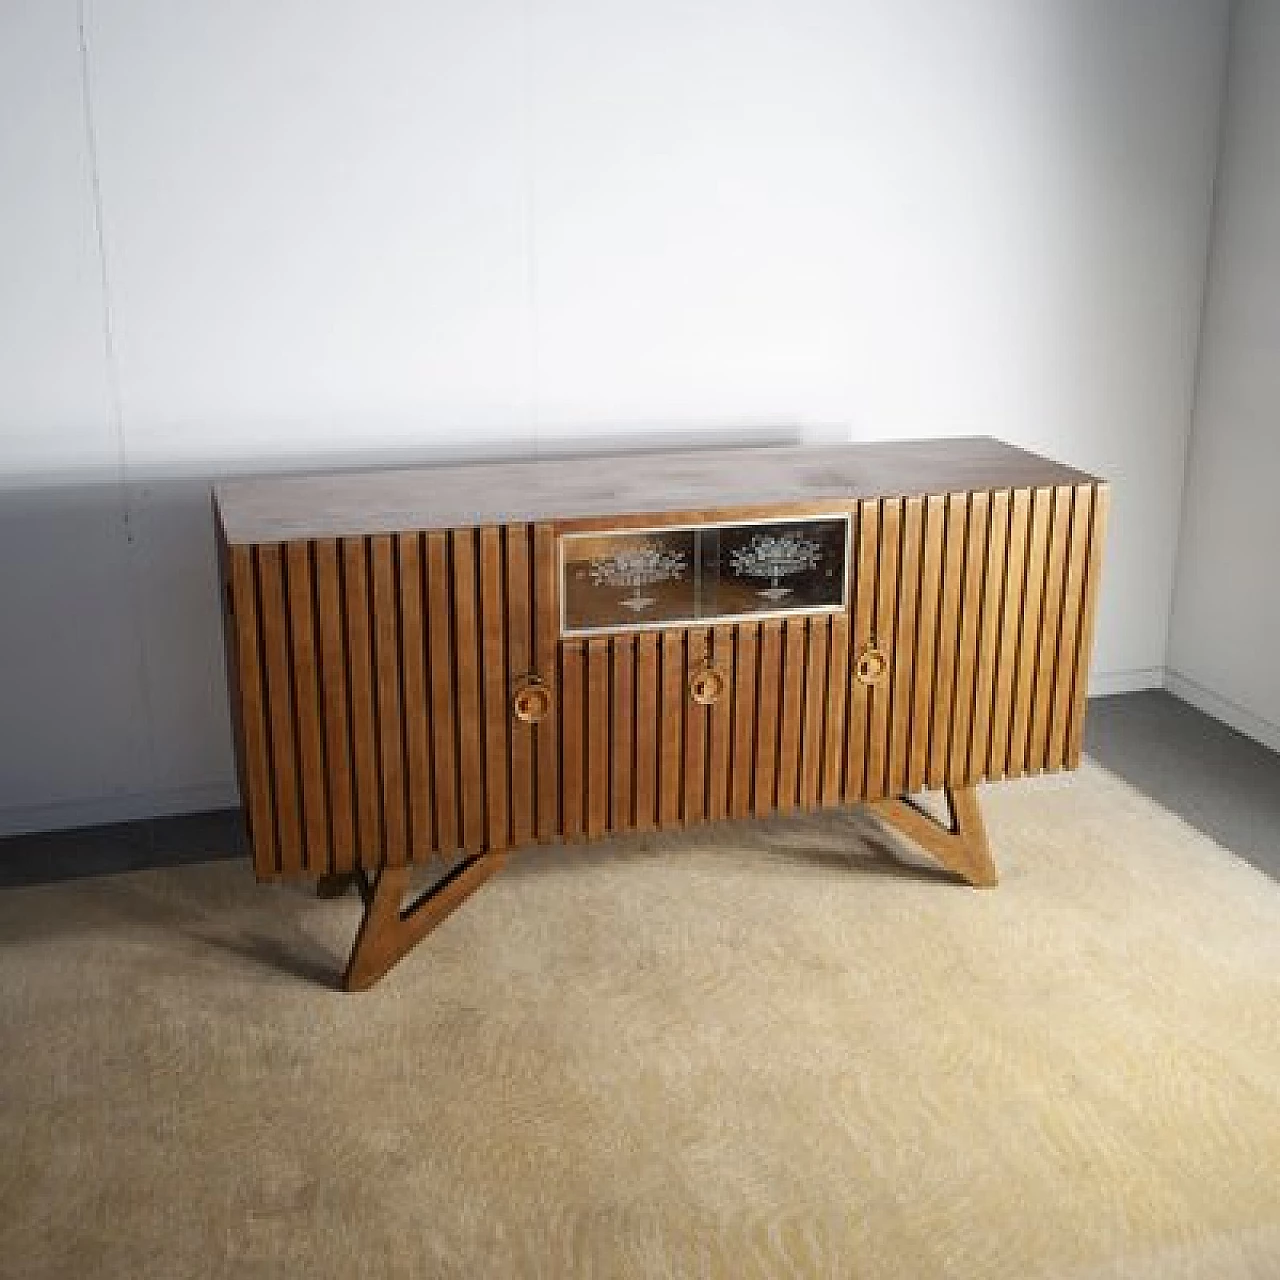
[1169,0,1280,753]
[0,1,1230,834]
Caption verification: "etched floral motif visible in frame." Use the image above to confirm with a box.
[590,543,688,612]
[728,531,822,600]
[562,516,844,633]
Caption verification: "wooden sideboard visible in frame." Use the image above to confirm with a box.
[213,439,1107,989]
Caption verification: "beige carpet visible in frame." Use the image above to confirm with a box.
[2,762,1279,1280]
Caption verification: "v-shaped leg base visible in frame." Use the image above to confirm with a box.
[342,854,508,991]
[868,785,998,888]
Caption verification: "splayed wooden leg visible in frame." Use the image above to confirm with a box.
[868,784,998,888]
[343,855,508,991]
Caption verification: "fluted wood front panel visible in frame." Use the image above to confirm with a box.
[222,482,1107,882]
[843,485,1108,802]
[226,524,558,881]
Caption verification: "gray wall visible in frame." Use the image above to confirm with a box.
[0,1,1230,834]
[1170,0,1280,752]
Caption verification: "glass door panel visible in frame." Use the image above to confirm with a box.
[561,514,849,636]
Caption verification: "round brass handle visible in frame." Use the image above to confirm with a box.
[854,646,888,687]
[689,663,726,706]
[512,674,552,725]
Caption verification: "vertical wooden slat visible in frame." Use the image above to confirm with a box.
[887,496,923,797]
[908,494,945,793]
[397,533,433,863]
[843,500,879,802]
[560,641,585,840]
[1047,487,1092,770]
[216,532,251,866]
[800,617,828,810]
[730,625,758,819]
[658,630,684,827]
[611,635,635,831]
[968,491,1009,784]
[928,493,967,790]
[452,530,485,853]
[228,545,277,876]
[707,627,733,821]
[586,637,610,839]
[314,541,354,873]
[371,536,407,867]
[822,608,850,808]
[533,524,559,843]
[257,544,303,875]
[343,537,381,865]
[1027,487,1072,773]
[633,633,658,831]
[988,488,1031,779]
[683,628,709,825]
[864,499,899,801]
[506,525,535,847]
[947,494,989,786]
[1007,487,1052,778]
[754,621,783,816]
[426,532,458,854]
[286,542,329,875]
[776,619,805,812]
[479,527,509,853]
[1067,484,1110,766]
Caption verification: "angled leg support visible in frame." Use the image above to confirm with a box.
[342,854,508,991]
[868,785,998,888]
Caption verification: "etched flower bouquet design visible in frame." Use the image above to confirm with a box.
[728,531,822,601]
[590,542,688,613]
[561,517,844,633]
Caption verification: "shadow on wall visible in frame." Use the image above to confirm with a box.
[0,423,805,837]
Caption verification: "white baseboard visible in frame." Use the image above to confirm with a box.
[1088,667,1166,697]
[0,781,240,841]
[1164,669,1280,755]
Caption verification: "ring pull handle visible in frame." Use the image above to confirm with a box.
[512,674,552,725]
[853,645,888,687]
[689,663,726,706]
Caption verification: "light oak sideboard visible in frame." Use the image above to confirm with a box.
[213,439,1108,989]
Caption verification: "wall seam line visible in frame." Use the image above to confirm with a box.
[523,0,541,454]
[1167,0,1240,661]
[76,0,125,484]
[77,0,161,801]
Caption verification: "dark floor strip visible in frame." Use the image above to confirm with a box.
[1084,689,1280,883]
[0,808,245,888]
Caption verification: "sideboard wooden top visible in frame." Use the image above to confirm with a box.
[214,437,1100,544]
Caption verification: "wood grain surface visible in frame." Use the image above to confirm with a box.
[216,438,1099,543]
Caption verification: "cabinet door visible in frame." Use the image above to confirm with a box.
[554,612,856,836]
[839,483,1107,804]
[224,523,558,880]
